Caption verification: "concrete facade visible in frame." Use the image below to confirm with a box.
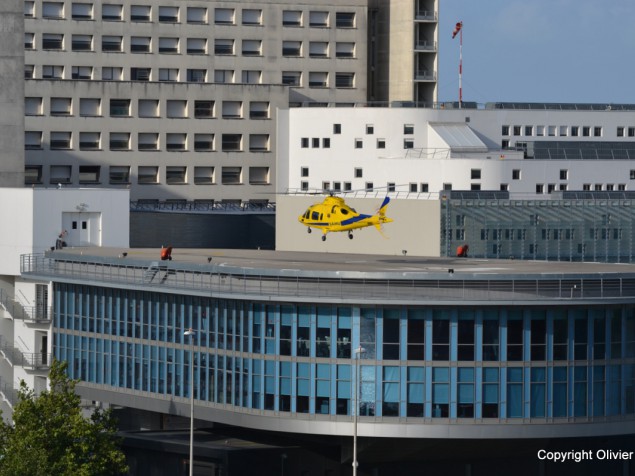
[0,0,25,187]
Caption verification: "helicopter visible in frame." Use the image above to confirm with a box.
[298,193,393,241]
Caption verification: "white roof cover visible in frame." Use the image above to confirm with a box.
[428,122,488,152]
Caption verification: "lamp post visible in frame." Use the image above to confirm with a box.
[353,346,365,476]
[184,328,196,476]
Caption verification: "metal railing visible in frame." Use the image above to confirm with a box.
[20,253,635,304]
[0,289,52,323]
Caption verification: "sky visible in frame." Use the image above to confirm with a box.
[437,0,635,104]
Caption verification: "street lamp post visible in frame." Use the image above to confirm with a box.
[184,328,196,476]
[353,346,365,476]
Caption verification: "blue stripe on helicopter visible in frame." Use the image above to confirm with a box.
[341,214,370,226]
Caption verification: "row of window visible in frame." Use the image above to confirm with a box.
[25,64,355,87]
[26,165,268,186]
[26,33,357,59]
[25,131,269,153]
[502,124,635,138]
[28,3,357,29]
[26,97,270,120]
[53,287,635,362]
[56,335,635,419]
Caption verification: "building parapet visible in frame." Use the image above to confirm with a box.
[20,253,635,305]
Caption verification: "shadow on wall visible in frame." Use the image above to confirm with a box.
[130,212,275,249]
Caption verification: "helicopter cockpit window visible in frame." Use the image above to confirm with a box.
[304,210,310,219]
[340,208,349,215]
[311,211,319,220]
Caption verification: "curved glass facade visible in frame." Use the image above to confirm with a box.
[54,283,635,423]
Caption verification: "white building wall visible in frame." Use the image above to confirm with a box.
[280,107,635,196]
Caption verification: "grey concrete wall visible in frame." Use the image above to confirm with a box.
[276,196,441,256]
[0,0,24,186]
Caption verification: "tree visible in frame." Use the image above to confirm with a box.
[0,360,128,476]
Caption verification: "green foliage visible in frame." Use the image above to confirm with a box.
[0,360,128,476]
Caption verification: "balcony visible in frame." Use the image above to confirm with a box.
[415,10,438,21]
[414,41,437,51]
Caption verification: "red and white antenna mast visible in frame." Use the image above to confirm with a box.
[452,21,464,109]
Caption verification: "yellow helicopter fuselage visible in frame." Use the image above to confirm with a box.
[298,196,392,240]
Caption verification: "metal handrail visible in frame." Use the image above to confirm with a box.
[20,253,635,304]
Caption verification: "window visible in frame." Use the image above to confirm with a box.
[138,166,159,184]
[507,316,523,361]
[109,132,130,150]
[215,39,234,55]
[323,138,330,148]
[25,131,43,150]
[629,127,635,137]
[335,73,354,88]
[194,100,214,118]
[102,4,122,21]
[79,132,100,150]
[309,11,328,27]
[110,99,130,117]
[387,183,396,192]
[432,367,449,417]
[50,165,72,184]
[79,98,100,116]
[282,71,301,86]
[513,125,521,136]
[242,40,262,56]
[130,5,151,22]
[548,125,556,136]
[333,124,342,134]
[536,184,544,194]
[501,125,510,136]
[71,34,92,51]
[43,2,64,19]
[194,133,214,151]
[242,9,262,25]
[131,36,151,53]
[166,100,187,118]
[79,165,100,183]
[309,42,329,58]
[336,12,355,28]
[249,101,269,119]
[283,10,302,26]
[559,126,568,136]
[24,2,35,18]
[25,33,34,50]
[25,166,42,185]
[471,169,481,180]
[571,126,579,137]
[50,97,72,116]
[187,38,207,54]
[194,166,214,185]
[42,33,63,50]
[166,166,187,184]
[404,124,414,135]
[301,167,309,177]
[594,126,602,137]
[354,139,362,149]
[71,66,92,79]
[222,101,242,118]
[131,67,150,81]
[420,183,429,192]
[108,166,129,184]
[222,166,242,184]
[582,126,591,137]
[512,169,521,180]
[214,69,234,83]
[282,41,302,57]
[560,169,568,180]
[158,37,179,54]
[137,133,158,151]
[159,68,178,82]
[242,70,261,84]
[215,8,235,24]
[102,35,122,52]
[102,67,122,80]
[249,167,270,184]
[524,125,533,136]
[377,139,386,149]
[187,7,207,24]
[336,42,355,58]
[249,134,269,152]
[365,182,373,191]
[159,6,178,23]
[301,138,309,148]
[50,131,71,149]
[312,138,320,148]
[187,69,206,82]
[137,99,158,118]
[222,134,242,151]
[25,97,43,116]
[403,139,414,149]
[309,72,328,87]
